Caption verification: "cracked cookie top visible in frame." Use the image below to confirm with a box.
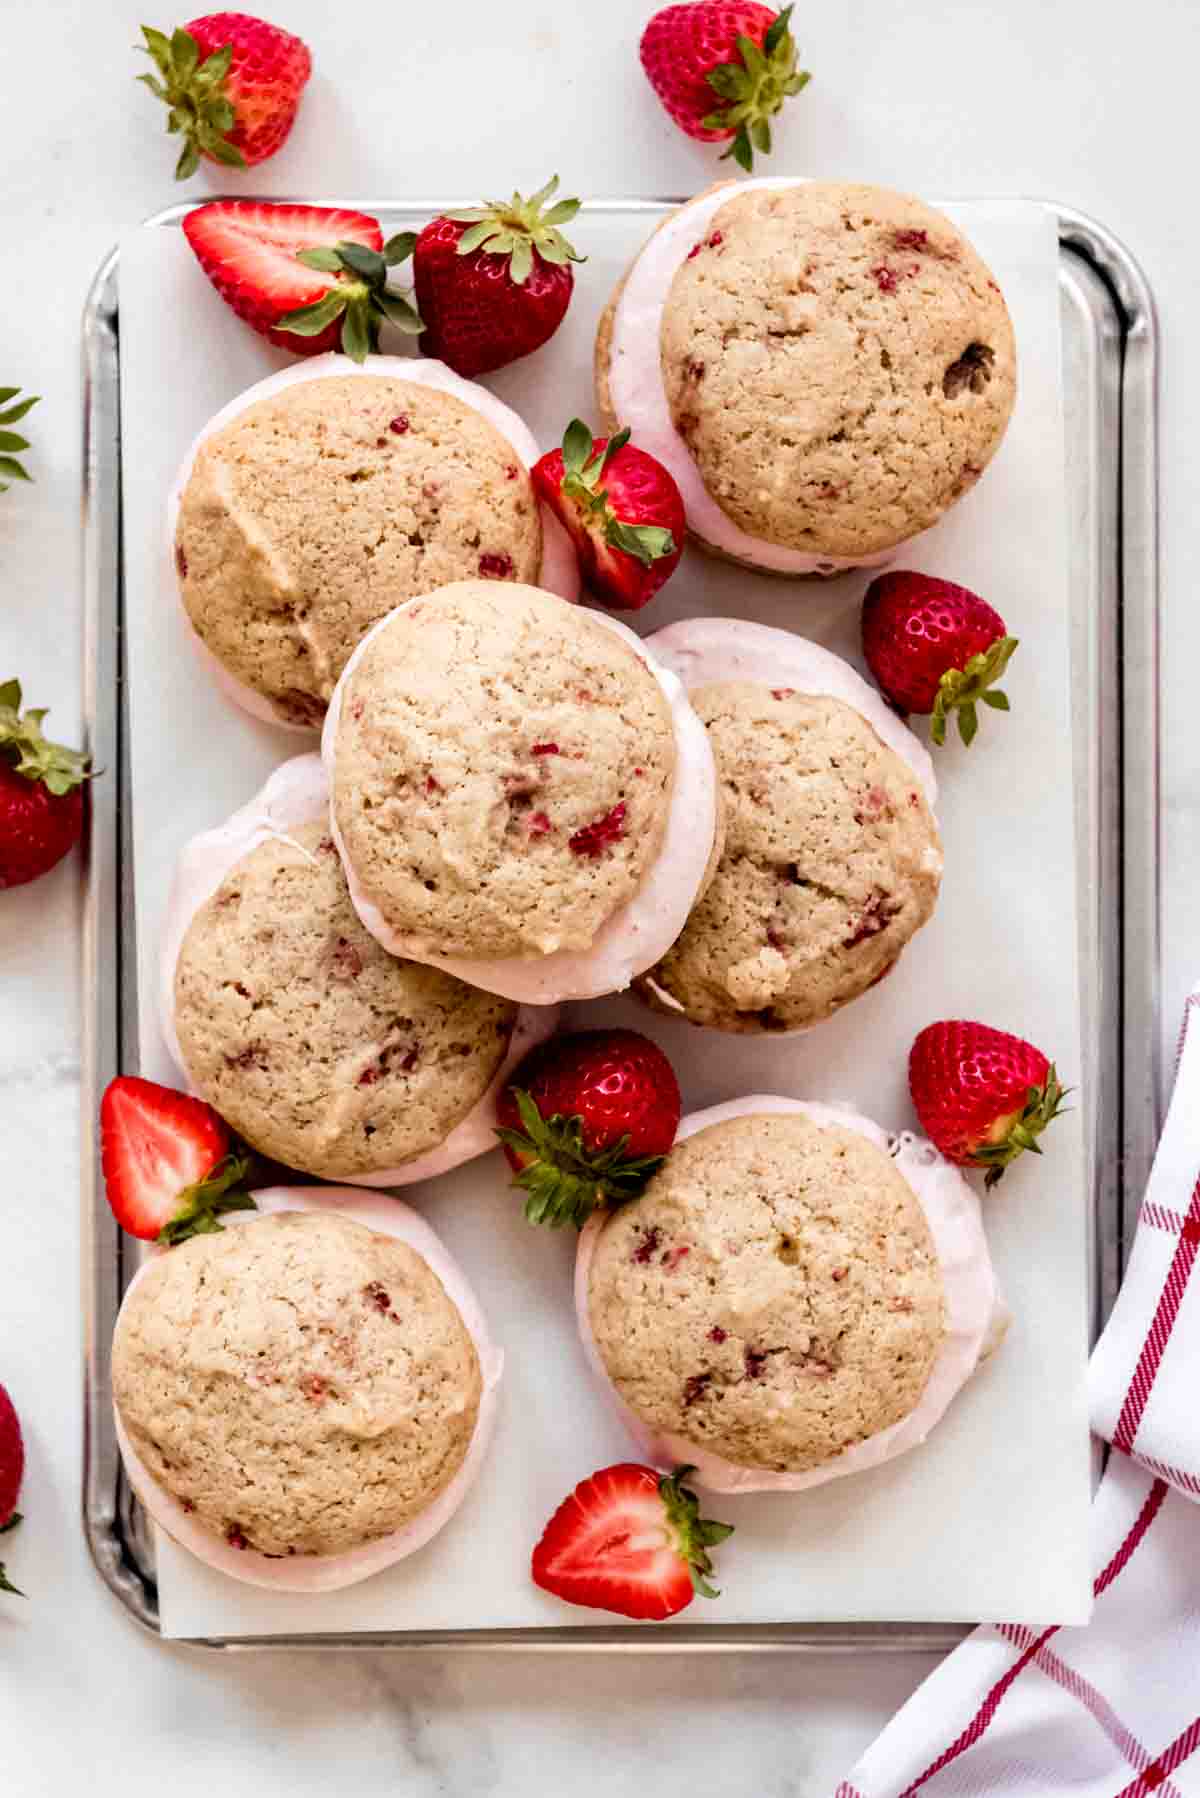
[330,581,677,961]
[660,182,1017,558]
[112,1211,482,1557]
[586,1110,946,1474]
[174,818,517,1177]
[174,375,543,727]
[639,682,942,1032]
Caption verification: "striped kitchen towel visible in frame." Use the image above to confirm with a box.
[838,985,1200,1797]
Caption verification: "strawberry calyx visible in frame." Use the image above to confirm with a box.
[445,177,585,286]
[0,387,38,493]
[658,1467,734,1600]
[137,25,247,181]
[701,6,812,173]
[496,1089,667,1229]
[156,1153,258,1246]
[972,1066,1070,1189]
[0,679,92,797]
[931,634,1020,747]
[0,1512,23,1598]
[278,236,423,364]
[559,420,676,568]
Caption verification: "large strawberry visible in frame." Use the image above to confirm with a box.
[532,421,685,611]
[100,1076,256,1244]
[0,680,92,890]
[532,1463,733,1620]
[909,1020,1068,1189]
[640,3,811,171]
[0,1381,24,1598]
[137,14,312,179]
[0,387,38,494]
[182,201,422,361]
[862,572,1019,748]
[412,178,584,378]
[495,1029,681,1228]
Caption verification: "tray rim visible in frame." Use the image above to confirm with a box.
[79,196,1160,1654]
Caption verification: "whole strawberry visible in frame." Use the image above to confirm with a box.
[496,1029,681,1228]
[412,178,584,379]
[0,680,92,890]
[137,14,312,179]
[862,572,1019,748]
[532,421,685,611]
[640,3,811,171]
[909,1020,1068,1189]
[0,1380,24,1597]
[0,387,39,494]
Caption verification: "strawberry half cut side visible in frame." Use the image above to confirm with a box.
[99,1076,257,1244]
[532,1463,734,1620]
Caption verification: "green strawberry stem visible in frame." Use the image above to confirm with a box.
[495,1089,666,1229]
[973,1066,1070,1189]
[0,387,39,493]
[559,419,675,568]
[157,1154,258,1247]
[0,1512,24,1598]
[280,236,422,364]
[659,1468,734,1600]
[931,635,1019,748]
[137,25,245,181]
[447,177,585,286]
[701,6,812,174]
[0,680,91,796]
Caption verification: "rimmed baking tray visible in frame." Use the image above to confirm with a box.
[79,199,1159,1652]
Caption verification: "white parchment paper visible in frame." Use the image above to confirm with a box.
[118,198,1091,1637]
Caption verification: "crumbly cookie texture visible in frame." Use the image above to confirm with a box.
[175,376,543,727]
[332,581,677,960]
[112,1212,482,1557]
[174,820,516,1177]
[654,182,1016,558]
[587,1112,946,1473]
[639,684,941,1032]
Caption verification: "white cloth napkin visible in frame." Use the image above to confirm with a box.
[838,986,1200,1797]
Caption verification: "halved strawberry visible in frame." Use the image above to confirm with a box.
[181,201,422,361]
[99,1076,255,1244]
[532,1463,733,1620]
[532,421,686,610]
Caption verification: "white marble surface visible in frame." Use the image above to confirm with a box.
[0,0,1196,1790]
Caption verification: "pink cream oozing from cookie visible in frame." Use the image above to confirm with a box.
[158,753,559,1187]
[113,1188,502,1593]
[320,602,720,1006]
[165,354,582,733]
[607,178,912,576]
[574,1096,1006,1495]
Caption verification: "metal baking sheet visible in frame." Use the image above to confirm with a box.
[80,200,1159,1652]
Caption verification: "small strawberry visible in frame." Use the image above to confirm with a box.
[100,1076,257,1244]
[532,421,685,611]
[909,1020,1069,1189]
[137,15,312,179]
[0,387,39,494]
[532,1463,733,1620]
[182,201,422,361]
[862,572,1019,748]
[0,1381,25,1598]
[640,3,811,171]
[0,680,92,890]
[495,1029,681,1229]
[412,177,584,379]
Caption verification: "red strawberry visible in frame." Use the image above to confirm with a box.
[640,3,811,171]
[532,421,685,611]
[137,15,312,179]
[0,1381,24,1598]
[495,1029,681,1228]
[412,178,584,378]
[182,201,423,361]
[862,572,1019,748]
[0,386,39,494]
[532,1463,733,1620]
[0,679,92,890]
[909,1021,1069,1189]
[100,1076,256,1244]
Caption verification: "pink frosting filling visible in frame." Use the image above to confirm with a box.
[114,1187,503,1592]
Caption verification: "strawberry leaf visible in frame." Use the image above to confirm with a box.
[658,1469,733,1601]
[496,1089,665,1229]
[0,388,37,492]
[704,6,811,169]
[277,291,348,336]
[930,635,1019,749]
[763,4,795,56]
[971,1066,1072,1189]
[136,20,247,180]
[156,1154,257,1247]
[383,231,418,266]
[605,517,676,568]
[296,247,342,272]
[0,679,92,793]
[449,178,586,285]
